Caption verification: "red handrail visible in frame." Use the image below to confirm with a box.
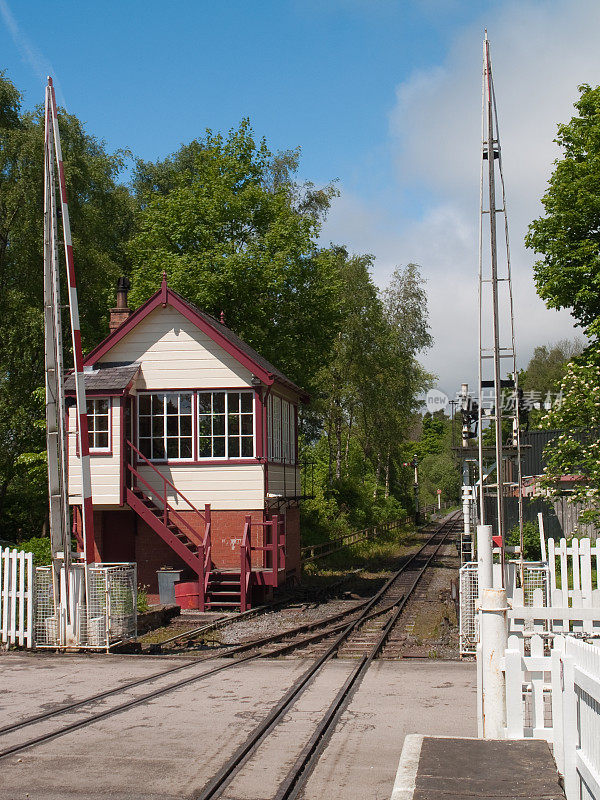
[127,439,206,521]
[240,516,252,612]
[126,440,211,558]
[240,515,285,606]
[126,462,202,544]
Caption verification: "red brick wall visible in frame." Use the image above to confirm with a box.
[90,504,301,605]
[282,506,301,579]
[134,518,190,603]
[208,510,266,569]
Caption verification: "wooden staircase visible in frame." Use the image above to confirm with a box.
[124,441,286,612]
[206,570,242,610]
[125,440,212,610]
[126,487,204,571]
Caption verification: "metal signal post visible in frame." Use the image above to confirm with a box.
[477,34,524,580]
[44,77,96,640]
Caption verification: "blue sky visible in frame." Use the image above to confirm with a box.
[1,2,482,193]
[1,0,594,394]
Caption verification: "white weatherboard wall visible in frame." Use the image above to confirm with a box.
[68,399,121,505]
[98,305,254,390]
[137,463,265,511]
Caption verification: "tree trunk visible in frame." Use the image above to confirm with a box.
[373,454,381,499]
[0,474,12,520]
[327,416,333,489]
[344,408,353,470]
[384,450,390,499]
[335,403,342,481]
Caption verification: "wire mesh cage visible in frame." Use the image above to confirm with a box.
[520,563,549,607]
[34,562,137,650]
[459,561,478,656]
[459,560,550,656]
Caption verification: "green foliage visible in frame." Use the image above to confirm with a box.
[526,84,600,336]
[538,350,600,521]
[521,339,585,399]
[17,536,52,565]
[0,69,134,543]
[129,121,340,394]
[301,258,434,539]
[507,521,542,561]
[519,338,585,428]
[419,452,460,506]
[137,585,150,613]
[400,412,461,508]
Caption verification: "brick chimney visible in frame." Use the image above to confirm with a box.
[109,277,132,333]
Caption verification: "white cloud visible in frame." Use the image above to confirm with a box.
[321,0,596,397]
[0,0,65,106]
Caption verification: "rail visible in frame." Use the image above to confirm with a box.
[240,517,252,613]
[0,513,460,766]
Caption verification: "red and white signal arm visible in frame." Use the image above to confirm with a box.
[437,489,442,495]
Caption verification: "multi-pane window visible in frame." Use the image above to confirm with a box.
[267,395,296,464]
[198,391,254,459]
[282,401,290,463]
[138,393,193,461]
[272,396,282,462]
[88,398,110,450]
[267,395,273,461]
[286,402,296,464]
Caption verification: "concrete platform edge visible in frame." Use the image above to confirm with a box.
[390,734,424,800]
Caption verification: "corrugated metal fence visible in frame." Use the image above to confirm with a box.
[484,495,599,540]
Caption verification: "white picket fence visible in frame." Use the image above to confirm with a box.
[501,633,600,800]
[0,547,34,647]
[462,536,600,654]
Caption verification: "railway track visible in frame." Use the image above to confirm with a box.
[0,511,460,780]
[195,510,461,800]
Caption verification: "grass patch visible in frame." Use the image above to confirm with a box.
[302,524,421,597]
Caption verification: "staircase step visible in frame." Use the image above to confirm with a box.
[208,581,240,587]
[206,602,242,608]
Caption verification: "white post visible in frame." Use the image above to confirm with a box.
[477,524,493,596]
[462,486,471,537]
[480,587,508,739]
[551,637,565,773]
[560,647,578,800]
[537,512,547,562]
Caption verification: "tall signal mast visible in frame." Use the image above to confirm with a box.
[44,77,96,639]
[477,33,524,575]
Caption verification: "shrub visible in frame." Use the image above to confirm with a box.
[137,585,150,613]
[17,536,52,565]
[507,521,542,561]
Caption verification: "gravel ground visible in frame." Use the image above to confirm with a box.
[218,600,363,644]
[389,538,461,659]
[136,518,461,656]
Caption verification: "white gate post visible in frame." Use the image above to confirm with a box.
[480,587,508,739]
[560,648,578,800]
[551,636,565,774]
[477,524,493,595]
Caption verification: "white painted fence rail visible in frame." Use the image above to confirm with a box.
[0,547,33,647]
[555,636,600,800]
[501,633,600,800]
